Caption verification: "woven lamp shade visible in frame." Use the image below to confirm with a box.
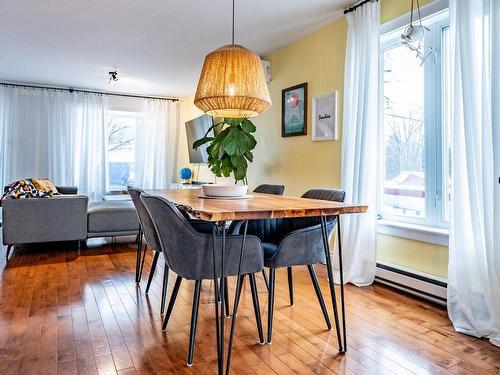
[194,44,271,118]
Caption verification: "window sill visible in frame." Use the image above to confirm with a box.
[377,219,449,246]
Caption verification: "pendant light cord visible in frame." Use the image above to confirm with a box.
[232,0,235,45]
[409,0,423,27]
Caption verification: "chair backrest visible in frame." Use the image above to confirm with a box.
[141,193,264,280]
[140,193,209,279]
[127,186,161,252]
[253,184,285,195]
[240,184,285,242]
[293,188,346,228]
[302,188,345,202]
[275,189,345,233]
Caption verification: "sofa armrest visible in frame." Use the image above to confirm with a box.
[2,195,88,245]
[56,186,78,195]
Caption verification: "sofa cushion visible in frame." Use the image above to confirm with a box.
[87,201,139,234]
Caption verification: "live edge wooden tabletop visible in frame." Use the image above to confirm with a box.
[145,189,368,222]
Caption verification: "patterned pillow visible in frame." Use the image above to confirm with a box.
[1,179,57,201]
[31,178,59,194]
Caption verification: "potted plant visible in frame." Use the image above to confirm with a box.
[193,118,257,185]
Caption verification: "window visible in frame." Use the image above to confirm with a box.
[380,13,451,229]
[107,111,143,190]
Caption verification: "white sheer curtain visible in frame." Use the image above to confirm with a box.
[448,0,500,347]
[339,1,379,286]
[0,86,107,194]
[72,94,108,196]
[135,99,183,189]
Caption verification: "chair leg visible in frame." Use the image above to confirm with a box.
[135,228,143,283]
[160,265,169,315]
[145,251,160,294]
[262,269,269,290]
[287,267,294,306]
[187,280,202,366]
[162,276,182,331]
[224,277,230,318]
[307,264,332,330]
[267,269,276,344]
[6,245,13,259]
[139,242,147,279]
[249,273,265,344]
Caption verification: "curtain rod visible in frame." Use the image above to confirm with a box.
[344,0,378,14]
[0,82,180,102]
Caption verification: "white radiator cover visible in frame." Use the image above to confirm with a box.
[375,262,447,306]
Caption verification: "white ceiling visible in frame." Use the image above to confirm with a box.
[0,0,348,98]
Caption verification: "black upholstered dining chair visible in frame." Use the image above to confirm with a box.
[128,187,170,314]
[129,186,217,314]
[256,188,345,343]
[140,193,265,366]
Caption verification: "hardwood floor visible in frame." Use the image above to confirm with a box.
[0,239,499,375]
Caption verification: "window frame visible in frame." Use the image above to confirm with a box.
[378,12,450,231]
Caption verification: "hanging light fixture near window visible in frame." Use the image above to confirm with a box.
[401,0,433,65]
[194,0,271,118]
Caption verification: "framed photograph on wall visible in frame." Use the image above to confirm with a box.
[282,82,307,137]
[312,91,338,141]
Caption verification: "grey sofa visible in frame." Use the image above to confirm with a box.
[2,186,140,259]
[87,200,139,238]
[2,186,88,257]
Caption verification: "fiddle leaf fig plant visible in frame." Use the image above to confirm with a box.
[193,118,257,182]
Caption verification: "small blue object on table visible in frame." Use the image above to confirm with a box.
[179,168,192,183]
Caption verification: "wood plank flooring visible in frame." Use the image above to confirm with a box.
[0,239,499,375]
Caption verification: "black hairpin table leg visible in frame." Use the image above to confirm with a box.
[320,215,346,353]
[225,220,248,374]
[212,223,224,375]
[336,215,347,352]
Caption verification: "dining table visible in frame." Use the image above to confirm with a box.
[145,188,368,375]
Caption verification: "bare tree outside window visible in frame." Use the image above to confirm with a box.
[384,109,424,181]
[107,113,140,190]
[108,119,135,152]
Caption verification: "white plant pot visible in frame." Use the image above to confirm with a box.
[201,184,249,197]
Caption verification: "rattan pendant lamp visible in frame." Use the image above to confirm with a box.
[194,0,271,118]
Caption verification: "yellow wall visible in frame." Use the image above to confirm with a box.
[381,0,432,24]
[247,18,347,196]
[378,234,448,278]
[182,0,448,278]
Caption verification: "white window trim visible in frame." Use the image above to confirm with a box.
[378,4,451,241]
[378,219,449,246]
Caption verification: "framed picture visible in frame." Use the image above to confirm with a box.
[312,91,338,141]
[282,82,307,137]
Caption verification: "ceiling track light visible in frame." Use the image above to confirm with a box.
[108,69,119,86]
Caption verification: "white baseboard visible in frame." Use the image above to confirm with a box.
[375,262,447,306]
